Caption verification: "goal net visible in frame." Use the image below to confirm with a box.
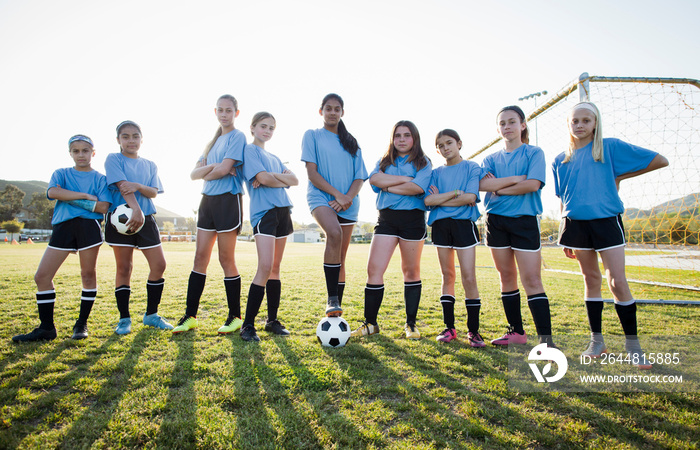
[469,74,700,291]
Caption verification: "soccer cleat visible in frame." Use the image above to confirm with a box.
[115,318,132,335]
[218,316,243,334]
[143,313,174,330]
[72,320,88,340]
[351,321,379,337]
[240,324,260,342]
[582,338,607,358]
[404,323,421,340]
[172,316,198,334]
[436,328,457,343]
[467,331,486,348]
[12,327,57,343]
[264,319,290,336]
[625,338,652,370]
[490,326,527,345]
[325,296,343,317]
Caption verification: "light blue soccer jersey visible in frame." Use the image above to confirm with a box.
[427,160,481,225]
[301,128,368,221]
[552,138,658,220]
[481,144,546,217]
[202,129,246,196]
[104,152,163,215]
[243,143,293,227]
[48,168,111,225]
[370,155,432,211]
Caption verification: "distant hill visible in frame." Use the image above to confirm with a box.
[0,179,184,219]
[624,193,699,219]
[0,180,49,206]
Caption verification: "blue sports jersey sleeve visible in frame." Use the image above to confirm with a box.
[412,161,432,195]
[609,138,657,178]
[301,129,318,165]
[243,145,266,181]
[527,147,547,188]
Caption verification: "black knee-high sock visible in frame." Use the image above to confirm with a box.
[585,298,604,333]
[78,288,97,323]
[466,298,481,333]
[364,284,384,325]
[266,279,281,322]
[323,263,341,298]
[146,278,164,315]
[115,285,131,319]
[224,275,242,319]
[440,295,455,329]
[337,282,346,306]
[185,272,206,317]
[615,302,638,336]
[37,290,56,330]
[243,283,266,327]
[527,293,552,338]
[501,290,523,334]
[404,280,422,325]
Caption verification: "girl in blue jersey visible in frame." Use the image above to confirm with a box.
[173,94,247,335]
[552,102,668,369]
[12,135,111,343]
[239,112,298,342]
[479,106,554,347]
[424,129,485,346]
[301,93,368,317]
[352,120,432,340]
[105,120,171,334]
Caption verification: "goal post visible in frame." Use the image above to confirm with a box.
[470,73,700,291]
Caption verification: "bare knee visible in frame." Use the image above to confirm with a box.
[80,268,97,287]
[34,270,52,288]
[403,268,421,281]
[461,272,477,288]
[583,271,603,291]
[116,263,133,280]
[441,269,456,286]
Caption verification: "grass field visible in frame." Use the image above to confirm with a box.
[1,242,699,449]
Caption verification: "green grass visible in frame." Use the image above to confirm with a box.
[1,242,699,449]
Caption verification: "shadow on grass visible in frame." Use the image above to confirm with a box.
[329,337,506,448]
[271,338,366,448]
[229,339,287,449]
[55,330,154,448]
[157,330,198,446]
[0,339,74,447]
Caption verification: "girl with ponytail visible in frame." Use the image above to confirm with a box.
[301,93,368,317]
[173,94,247,335]
[479,105,554,348]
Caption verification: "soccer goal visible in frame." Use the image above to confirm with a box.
[469,73,700,292]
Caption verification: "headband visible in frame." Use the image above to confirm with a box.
[68,134,93,147]
[572,103,599,115]
[116,120,141,136]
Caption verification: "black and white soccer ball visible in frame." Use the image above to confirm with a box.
[110,203,143,235]
[316,316,351,348]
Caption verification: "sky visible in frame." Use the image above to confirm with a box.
[1,0,698,225]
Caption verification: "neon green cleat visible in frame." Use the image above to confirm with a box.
[172,315,198,334]
[218,316,243,334]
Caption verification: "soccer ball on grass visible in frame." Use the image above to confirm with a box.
[316,316,351,348]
